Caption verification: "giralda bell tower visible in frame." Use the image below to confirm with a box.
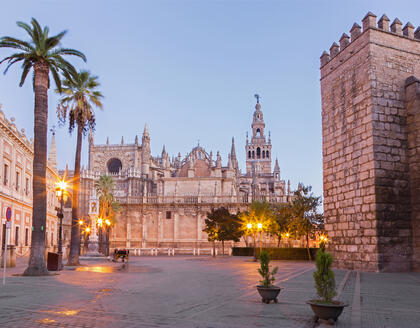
[246,94,272,175]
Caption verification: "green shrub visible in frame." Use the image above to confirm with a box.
[232,247,318,260]
[313,249,336,302]
[258,250,278,287]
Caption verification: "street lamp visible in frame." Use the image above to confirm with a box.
[55,177,68,270]
[257,223,263,253]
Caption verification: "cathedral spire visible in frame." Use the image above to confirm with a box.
[143,123,149,137]
[231,137,236,159]
[274,158,280,172]
[216,151,222,168]
[48,130,57,169]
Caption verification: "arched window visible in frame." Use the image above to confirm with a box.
[257,147,261,159]
[252,151,255,159]
[256,128,261,137]
[262,150,265,158]
[248,151,251,159]
[107,158,122,174]
[266,151,269,158]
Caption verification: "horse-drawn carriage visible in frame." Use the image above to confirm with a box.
[113,249,129,262]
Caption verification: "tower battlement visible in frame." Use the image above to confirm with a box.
[320,12,420,68]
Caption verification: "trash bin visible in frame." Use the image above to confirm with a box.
[47,252,62,271]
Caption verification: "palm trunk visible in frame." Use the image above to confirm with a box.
[67,124,83,265]
[24,62,50,276]
[212,241,216,257]
[277,235,281,248]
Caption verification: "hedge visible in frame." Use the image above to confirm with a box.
[232,247,319,260]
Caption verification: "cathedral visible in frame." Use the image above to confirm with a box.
[79,97,292,250]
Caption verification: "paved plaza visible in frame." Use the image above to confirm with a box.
[0,256,420,327]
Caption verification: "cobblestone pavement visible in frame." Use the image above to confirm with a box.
[0,256,420,327]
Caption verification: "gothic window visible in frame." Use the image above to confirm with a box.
[257,147,261,159]
[252,151,255,159]
[266,151,269,158]
[166,211,172,219]
[248,151,251,159]
[262,150,265,158]
[256,128,261,137]
[107,158,122,174]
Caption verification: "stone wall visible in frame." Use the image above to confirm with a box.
[320,13,420,271]
[405,77,420,270]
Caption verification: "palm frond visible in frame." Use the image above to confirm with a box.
[50,48,86,62]
[19,60,32,87]
[49,65,62,91]
[16,21,34,39]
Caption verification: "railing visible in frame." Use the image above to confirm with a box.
[114,195,250,204]
[115,247,231,256]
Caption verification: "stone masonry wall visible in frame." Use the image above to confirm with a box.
[405,77,420,270]
[321,12,420,272]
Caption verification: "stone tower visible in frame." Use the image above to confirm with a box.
[246,96,272,175]
[141,124,151,177]
[320,12,420,272]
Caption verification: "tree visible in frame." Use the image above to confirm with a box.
[57,70,103,265]
[289,184,323,260]
[239,201,275,258]
[95,175,119,223]
[0,18,86,275]
[203,207,242,257]
[95,175,120,255]
[269,203,294,247]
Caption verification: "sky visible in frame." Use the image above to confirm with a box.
[0,0,419,202]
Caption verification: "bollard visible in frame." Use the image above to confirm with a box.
[172,248,175,256]
[138,249,141,256]
[167,249,170,256]
[197,248,200,256]
[215,249,218,256]
[193,248,196,256]
[134,249,137,256]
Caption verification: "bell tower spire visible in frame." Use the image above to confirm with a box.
[246,94,272,175]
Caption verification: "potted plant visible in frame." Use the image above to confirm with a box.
[306,248,348,323]
[256,250,281,303]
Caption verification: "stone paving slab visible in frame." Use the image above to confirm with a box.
[1,256,420,327]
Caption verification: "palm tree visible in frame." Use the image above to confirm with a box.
[95,175,120,255]
[57,70,103,265]
[0,18,86,275]
[95,175,119,223]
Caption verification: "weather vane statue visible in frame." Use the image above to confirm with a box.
[254,94,261,104]
[50,125,56,136]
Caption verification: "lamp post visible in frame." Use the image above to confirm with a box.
[257,222,263,254]
[55,178,67,270]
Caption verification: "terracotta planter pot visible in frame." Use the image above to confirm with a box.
[256,285,281,304]
[306,300,348,323]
